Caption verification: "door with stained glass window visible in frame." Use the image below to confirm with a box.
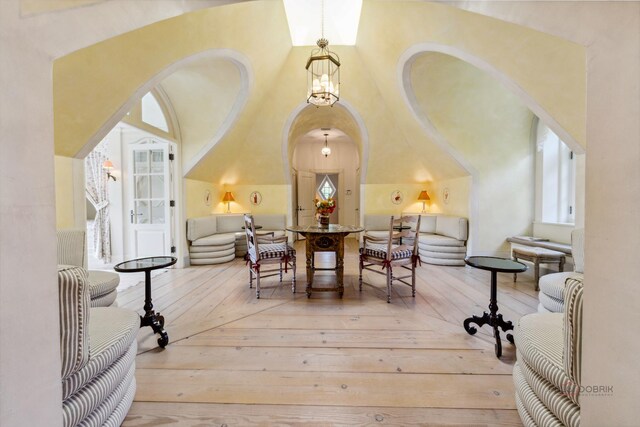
[127,139,173,258]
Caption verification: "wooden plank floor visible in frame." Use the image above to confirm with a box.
[120,239,537,426]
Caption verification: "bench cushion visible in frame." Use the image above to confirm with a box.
[419,233,466,247]
[513,247,565,258]
[190,242,235,253]
[418,243,467,254]
[190,247,235,259]
[87,270,119,298]
[419,256,465,266]
[435,215,468,240]
[191,233,236,246]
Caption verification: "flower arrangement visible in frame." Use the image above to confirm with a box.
[314,197,336,216]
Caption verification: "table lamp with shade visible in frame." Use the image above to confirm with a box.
[418,190,430,213]
[222,191,235,213]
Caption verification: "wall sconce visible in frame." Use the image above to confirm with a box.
[103,160,117,181]
[222,191,235,213]
[418,190,430,213]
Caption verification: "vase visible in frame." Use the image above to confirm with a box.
[318,214,330,228]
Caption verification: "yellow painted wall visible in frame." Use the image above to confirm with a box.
[54,155,76,229]
[430,176,471,218]
[213,185,288,215]
[185,178,217,218]
[364,184,432,216]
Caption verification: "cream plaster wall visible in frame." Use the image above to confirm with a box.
[450,2,640,423]
[411,53,534,256]
[55,155,76,229]
[293,136,360,226]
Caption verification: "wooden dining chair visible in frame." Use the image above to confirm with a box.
[243,214,296,298]
[359,215,421,303]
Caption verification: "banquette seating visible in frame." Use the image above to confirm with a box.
[57,229,120,307]
[58,265,138,427]
[187,214,286,265]
[363,214,468,266]
[514,277,583,426]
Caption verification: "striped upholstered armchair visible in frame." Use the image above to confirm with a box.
[513,277,583,426]
[58,265,139,426]
[57,229,120,307]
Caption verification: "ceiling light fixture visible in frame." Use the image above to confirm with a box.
[321,133,331,157]
[306,0,340,107]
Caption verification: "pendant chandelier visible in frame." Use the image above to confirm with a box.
[321,133,331,157]
[306,0,340,107]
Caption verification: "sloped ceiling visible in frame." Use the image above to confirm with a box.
[53,0,586,186]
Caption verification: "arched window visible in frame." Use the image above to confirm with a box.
[141,92,169,132]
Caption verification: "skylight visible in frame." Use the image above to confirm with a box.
[283,0,362,46]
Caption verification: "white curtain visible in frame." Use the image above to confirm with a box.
[85,145,111,263]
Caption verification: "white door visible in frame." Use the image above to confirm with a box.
[297,171,315,230]
[127,139,174,258]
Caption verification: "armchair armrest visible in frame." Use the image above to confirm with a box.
[58,265,91,380]
[563,277,584,386]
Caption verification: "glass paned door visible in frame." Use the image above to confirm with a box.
[128,140,172,258]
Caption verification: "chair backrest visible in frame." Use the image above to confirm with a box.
[243,214,260,264]
[386,215,421,260]
[57,229,88,269]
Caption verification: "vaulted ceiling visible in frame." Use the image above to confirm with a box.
[52,0,585,186]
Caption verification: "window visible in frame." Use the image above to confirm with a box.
[141,92,169,132]
[536,120,575,224]
[318,175,336,200]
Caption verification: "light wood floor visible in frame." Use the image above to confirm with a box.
[119,239,537,426]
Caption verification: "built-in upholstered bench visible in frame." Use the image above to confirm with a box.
[363,214,468,266]
[507,236,571,255]
[187,214,286,265]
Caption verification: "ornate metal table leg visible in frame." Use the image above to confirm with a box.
[336,235,345,298]
[305,237,313,298]
[139,270,169,348]
[493,325,502,357]
[463,312,490,335]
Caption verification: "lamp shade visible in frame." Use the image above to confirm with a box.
[222,191,235,202]
[418,190,430,201]
[102,160,114,170]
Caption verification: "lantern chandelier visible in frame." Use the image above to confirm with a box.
[306,0,340,107]
[321,133,331,157]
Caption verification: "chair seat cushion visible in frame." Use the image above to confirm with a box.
[62,308,139,400]
[362,244,413,260]
[258,243,296,260]
[419,233,465,247]
[90,289,117,308]
[191,233,236,246]
[63,341,136,427]
[538,292,565,313]
[518,357,580,427]
[514,313,579,405]
[87,270,119,298]
[539,272,583,301]
[513,247,565,258]
[514,362,564,427]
